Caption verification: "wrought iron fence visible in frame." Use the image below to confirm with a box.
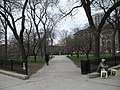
[0,60,28,75]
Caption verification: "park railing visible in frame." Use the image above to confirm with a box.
[81,56,120,74]
[0,60,28,75]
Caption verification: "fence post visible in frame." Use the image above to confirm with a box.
[87,60,90,73]
[114,56,117,65]
[23,61,28,75]
[0,60,2,68]
[11,60,13,71]
[25,60,28,75]
[1,60,3,68]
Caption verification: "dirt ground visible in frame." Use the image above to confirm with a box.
[28,63,45,76]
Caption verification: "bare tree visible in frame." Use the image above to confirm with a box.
[94,0,120,56]
[28,0,60,56]
[24,14,40,62]
[8,35,21,60]
[59,0,120,59]
[65,35,75,56]
[59,30,75,55]
[74,27,93,59]
[0,0,9,60]
[0,21,3,44]
[24,17,32,57]
[79,28,93,59]
[0,0,28,62]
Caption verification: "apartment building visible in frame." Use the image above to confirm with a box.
[92,13,119,53]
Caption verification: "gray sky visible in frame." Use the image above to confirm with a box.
[56,7,88,32]
[56,0,88,32]
[55,0,88,44]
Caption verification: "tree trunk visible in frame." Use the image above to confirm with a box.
[82,1,100,59]
[93,32,100,59]
[40,47,43,56]
[44,27,47,56]
[19,0,28,62]
[76,50,79,58]
[34,55,37,62]
[19,40,27,61]
[5,24,7,60]
[86,53,89,60]
[26,42,29,57]
[112,31,116,57]
[118,30,120,54]
[19,40,28,75]
[4,0,7,60]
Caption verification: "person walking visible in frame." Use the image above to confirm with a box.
[45,55,49,65]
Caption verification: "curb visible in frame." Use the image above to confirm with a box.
[0,69,29,80]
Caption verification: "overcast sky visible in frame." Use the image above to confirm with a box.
[56,7,88,32]
[55,0,89,44]
[56,0,88,32]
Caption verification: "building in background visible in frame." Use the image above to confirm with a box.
[92,13,104,27]
[92,12,119,53]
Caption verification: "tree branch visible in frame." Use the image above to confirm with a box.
[20,0,28,41]
[98,1,120,32]
[15,17,22,22]
[60,5,82,19]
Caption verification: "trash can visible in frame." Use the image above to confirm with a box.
[81,60,90,74]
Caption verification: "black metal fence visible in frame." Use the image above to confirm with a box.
[81,56,120,74]
[0,60,28,75]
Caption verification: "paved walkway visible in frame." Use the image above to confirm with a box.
[0,55,120,90]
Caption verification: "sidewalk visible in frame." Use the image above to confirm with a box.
[0,55,120,90]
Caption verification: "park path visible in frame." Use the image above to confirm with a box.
[28,55,89,90]
[31,55,81,78]
[0,55,120,90]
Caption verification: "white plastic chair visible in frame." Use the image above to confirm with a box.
[101,68,108,78]
[110,69,117,76]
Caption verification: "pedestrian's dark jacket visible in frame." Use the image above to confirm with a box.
[45,55,49,61]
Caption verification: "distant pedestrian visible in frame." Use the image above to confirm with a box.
[45,55,49,65]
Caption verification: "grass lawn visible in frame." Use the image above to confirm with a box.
[28,55,54,63]
[28,56,44,63]
[67,54,113,68]
[67,55,81,67]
